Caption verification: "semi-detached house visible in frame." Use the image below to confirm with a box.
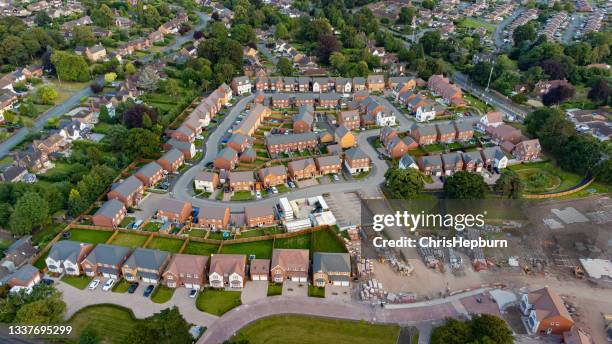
[107,175,144,208]
[92,199,127,228]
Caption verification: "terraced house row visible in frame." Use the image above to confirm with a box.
[45,241,351,288]
[399,146,509,176]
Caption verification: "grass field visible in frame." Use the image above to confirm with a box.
[267,283,282,296]
[220,240,273,259]
[61,275,92,290]
[151,285,175,303]
[196,289,241,316]
[146,236,184,253]
[230,315,401,344]
[63,229,113,244]
[509,161,583,194]
[311,229,347,254]
[183,242,219,256]
[458,17,495,32]
[111,232,149,248]
[112,279,130,293]
[69,304,140,344]
[274,233,311,250]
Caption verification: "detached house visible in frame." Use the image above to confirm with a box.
[245,204,275,227]
[165,139,196,160]
[81,244,131,279]
[227,133,250,153]
[258,165,287,187]
[0,265,40,288]
[312,252,351,287]
[462,151,485,172]
[214,147,239,170]
[157,148,185,173]
[209,254,246,289]
[194,171,219,192]
[271,249,309,283]
[231,76,252,95]
[338,110,360,130]
[344,147,370,175]
[478,111,503,130]
[481,146,508,170]
[2,236,37,271]
[454,121,474,141]
[229,171,256,191]
[520,287,574,335]
[399,154,418,170]
[46,241,94,275]
[163,254,208,290]
[135,161,164,187]
[197,206,231,229]
[513,139,541,161]
[92,199,127,228]
[122,248,170,284]
[293,105,314,134]
[250,259,270,281]
[107,175,144,207]
[486,124,522,144]
[334,125,356,148]
[156,198,192,223]
[85,45,106,62]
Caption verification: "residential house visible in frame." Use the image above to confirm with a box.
[270,76,284,92]
[334,125,356,148]
[319,93,340,108]
[513,139,541,161]
[270,249,309,283]
[0,90,18,117]
[266,132,318,155]
[156,198,192,223]
[13,146,48,172]
[315,155,342,175]
[208,254,246,288]
[157,148,184,173]
[520,287,574,335]
[245,204,275,227]
[441,152,464,175]
[366,75,385,92]
[288,158,317,180]
[164,139,195,160]
[92,199,127,228]
[1,236,36,271]
[295,93,317,107]
[293,105,314,134]
[229,171,256,191]
[134,161,164,187]
[480,146,508,170]
[271,93,291,108]
[258,165,287,187]
[454,121,474,141]
[148,30,164,43]
[436,123,456,143]
[198,206,231,229]
[107,175,144,207]
[418,155,443,176]
[227,133,250,153]
[335,77,352,93]
[338,110,360,130]
[240,147,257,163]
[171,125,196,142]
[46,241,93,275]
[233,104,269,136]
[387,136,417,159]
[312,252,351,287]
[410,125,438,145]
[81,244,131,278]
[0,264,40,288]
[428,74,464,106]
[486,124,522,144]
[231,76,252,95]
[462,151,485,172]
[194,171,219,192]
[85,45,106,62]
[478,111,503,130]
[399,154,419,170]
[122,248,170,284]
[214,147,239,170]
[250,259,270,280]
[255,76,269,91]
[0,166,27,183]
[163,254,208,290]
[388,76,416,90]
[344,147,370,174]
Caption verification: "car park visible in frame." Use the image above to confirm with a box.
[88,279,100,290]
[128,282,139,294]
[102,278,115,291]
[143,285,154,297]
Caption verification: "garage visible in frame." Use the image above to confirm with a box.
[184,283,193,289]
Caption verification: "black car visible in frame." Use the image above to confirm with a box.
[61,231,71,239]
[143,285,154,297]
[128,282,139,294]
[41,278,54,285]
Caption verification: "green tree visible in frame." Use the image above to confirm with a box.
[127,128,160,158]
[275,23,289,39]
[470,314,513,344]
[513,22,536,45]
[276,57,293,76]
[137,66,160,92]
[8,192,49,235]
[104,72,117,83]
[51,51,90,82]
[72,26,95,46]
[122,307,191,344]
[443,171,488,199]
[384,167,425,199]
[125,62,137,75]
[164,78,181,98]
[91,4,114,28]
[430,318,471,344]
[494,170,523,199]
[36,85,58,105]
[14,295,66,324]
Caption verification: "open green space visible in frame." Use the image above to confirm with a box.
[274,233,311,250]
[509,161,583,194]
[311,229,347,254]
[458,18,495,32]
[183,241,219,256]
[220,240,273,259]
[196,289,241,316]
[63,229,113,244]
[146,236,184,253]
[151,285,175,303]
[231,190,254,201]
[230,315,401,344]
[69,304,140,344]
[60,275,92,290]
[111,232,148,248]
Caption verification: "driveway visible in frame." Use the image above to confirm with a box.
[55,279,217,326]
[241,281,268,304]
[282,281,308,298]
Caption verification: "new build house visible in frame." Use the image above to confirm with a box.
[92,199,127,228]
[81,244,131,279]
[312,252,351,287]
[121,248,170,284]
[46,241,94,275]
[107,175,144,207]
[163,254,208,290]
[209,254,246,289]
[271,249,309,283]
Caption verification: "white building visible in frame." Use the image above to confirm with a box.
[415,106,436,122]
[376,110,396,127]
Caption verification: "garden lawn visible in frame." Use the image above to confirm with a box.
[112,279,130,293]
[183,242,219,256]
[308,285,325,298]
[240,229,264,238]
[267,283,282,296]
[220,240,273,259]
[146,237,184,253]
[188,228,208,237]
[231,190,254,201]
[274,233,311,250]
[119,216,136,228]
[230,315,400,344]
[151,285,175,303]
[196,289,241,316]
[61,275,92,290]
[63,229,113,244]
[111,232,148,248]
[509,161,583,194]
[142,222,162,232]
[311,229,347,254]
[69,304,140,344]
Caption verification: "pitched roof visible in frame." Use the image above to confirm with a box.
[244,203,274,218]
[48,241,92,262]
[527,287,573,322]
[462,151,484,164]
[271,249,309,271]
[217,146,238,161]
[95,199,125,218]
[164,254,208,277]
[84,244,131,266]
[195,171,218,182]
[259,165,287,178]
[288,158,316,171]
[316,155,341,167]
[436,123,455,135]
[441,152,462,165]
[136,162,163,179]
[420,155,442,166]
[198,206,229,220]
[124,248,169,270]
[250,258,270,275]
[157,198,191,214]
[345,147,368,160]
[229,171,255,183]
[312,252,350,273]
[411,124,437,136]
[293,105,314,126]
[481,146,506,160]
[209,254,246,275]
[159,148,184,163]
[399,154,417,167]
[110,175,143,198]
[266,132,317,146]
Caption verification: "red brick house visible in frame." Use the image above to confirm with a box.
[92,199,127,228]
[454,121,474,141]
[270,249,309,283]
[156,198,193,223]
[157,148,184,173]
[338,110,360,130]
[410,125,438,145]
[198,206,231,229]
[245,204,276,227]
[288,158,317,180]
[258,165,287,187]
[163,254,208,290]
[134,161,164,187]
[266,133,318,155]
[214,147,239,170]
[513,139,541,161]
[229,171,256,191]
[107,176,144,207]
[315,155,342,175]
[293,105,314,134]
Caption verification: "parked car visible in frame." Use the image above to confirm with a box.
[255,190,262,199]
[127,282,139,294]
[102,278,116,291]
[88,279,100,290]
[288,181,296,188]
[332,174,340,181]
[189,289,198,298]
[271,186,278,194]
[143,285,155,297]
[41,278,54,285]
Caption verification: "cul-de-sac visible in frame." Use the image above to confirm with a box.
[0,0,610,343]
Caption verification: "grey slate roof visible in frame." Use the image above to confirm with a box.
[195,171,217,182]
[462,151,484,164]
[266,132,317,146]
[316,155,341,166]
[5,236,33,255]
[1,264,38,284]
[412,124,437,136]
[293,105,314,126]
[160,148,184,163]
[259,165,287,178]
[95,199,125,218]
[288,158,315,171]
[441,152,462,165]
[48,240,89,262]
[84,244,131,266]
[344,147,367,160]
[399,154,417,167]
[481,146,505,160]
[217,147,238,161]
[334,125,351,139]
[136,162,163,179]
[312,252,350,273]
[420,155,442,166]
[111,175,143,198]
[199,206,229,220]
[454,121,473,133]
[228,133,248,146]
[436,123,455,135]
[123,248,169,270]
[166,138,193,152]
